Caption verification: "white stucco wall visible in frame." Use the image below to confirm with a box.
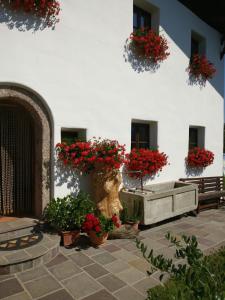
[0,0,224,197]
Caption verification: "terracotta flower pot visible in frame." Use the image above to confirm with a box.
[88,230,108,246]
[61,230,80,247]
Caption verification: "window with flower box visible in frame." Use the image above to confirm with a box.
[133,1,159,33]
[131,121,157,150]
[189,126,205,150]
[190,31,206,60]
[133,5,152,29]
[61,128,86,145]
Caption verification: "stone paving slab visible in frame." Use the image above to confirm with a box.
[0,209,225,299]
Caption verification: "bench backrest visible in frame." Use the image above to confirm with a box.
[179,176,224,194]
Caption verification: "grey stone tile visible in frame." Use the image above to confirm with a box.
[83,263,109,278]
[111,249,140,262]
[5,250,30,264]
[25,245,48,257]
[197,237,216,247]
[114,286,145,300]
[121,241,138,252]
[17,266,48,283]
[102,244,121,253]
[92,252,116,265]
[97,274,126,292]
[0,274,14,282]
[63,272,102,299]
[82,289,117,300]
[133,277,159,294]
[46,253,68,268]
[0,278,23,299]
[24,275,61,298]
[128,258,151,274]
[117,267,146,284]
[104,260,130,274]
[49,260,82,280]
[139,239,165,251]
[81,246,106,257]
[69,252,94,267]
[2,291,31,300]
[38,289,73,300]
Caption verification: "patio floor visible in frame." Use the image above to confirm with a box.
[0,208,225,300]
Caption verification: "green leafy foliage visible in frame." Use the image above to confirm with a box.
[43,192,95,231]
[136,233,225,300]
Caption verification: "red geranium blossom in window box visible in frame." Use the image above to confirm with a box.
[187,54,216,80]
[130,28,170,63]
[125,148,168,179]
[186,147,214,168]
[1,0,60,25]
[56,138,125,174]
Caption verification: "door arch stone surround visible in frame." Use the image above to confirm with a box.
[0,83,53,216]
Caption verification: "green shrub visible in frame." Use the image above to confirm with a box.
[136,233,225,300]
[43,192,95,231]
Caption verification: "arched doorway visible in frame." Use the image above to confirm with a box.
[0,84,53,217]
[0,102,34,215]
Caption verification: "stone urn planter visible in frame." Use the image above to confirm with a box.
[91,170,123,218]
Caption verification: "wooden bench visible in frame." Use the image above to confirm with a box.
[179,176,225,213]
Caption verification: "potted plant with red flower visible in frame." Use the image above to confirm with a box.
[56,138,126,218]
[129,28,170,63]
[186,147,214,168]
[125,148,168,179]
[187,54,216,81]
[43,192,94,247]
[82,213,120,246]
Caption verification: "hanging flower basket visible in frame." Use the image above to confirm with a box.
[1,0,60,26]
[187,54,216,80]
[129,28,170,63]
[125,148,168,179]
[186,147,214,168]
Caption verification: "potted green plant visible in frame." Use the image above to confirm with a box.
[43,192,94,247]
[82,213,120,246]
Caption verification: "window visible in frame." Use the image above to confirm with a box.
[61,128,86,145]
[189,128,198,149]
[190,31,206,60]
[133,5,151,30]
[189,126,205,150]
[131,121,157,149]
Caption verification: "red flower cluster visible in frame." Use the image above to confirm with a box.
[186,147,214,168]
[82,213,120,236]
[3,0,60,23]
[130,28,170,63]
[125,148,168,179]
[56,138,125,174]
[188,54,216,80]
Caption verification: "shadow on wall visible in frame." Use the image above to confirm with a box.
[0,4,56,32]
[121,166,159,189]
[54,158,91,196]
[184,161,204,177]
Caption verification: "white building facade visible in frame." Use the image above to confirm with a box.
[0,0,224,216]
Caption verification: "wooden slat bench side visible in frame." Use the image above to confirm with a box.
[179,176,225,213]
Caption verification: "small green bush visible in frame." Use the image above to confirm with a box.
[136,233,225,300]
[43,192,95,231]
